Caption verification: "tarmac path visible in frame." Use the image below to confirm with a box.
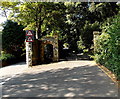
[0,61,119,98]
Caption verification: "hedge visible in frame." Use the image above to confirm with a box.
[94,13,120,80]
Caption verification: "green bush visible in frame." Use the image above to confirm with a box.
[94,13,120,80]
[77,36,85,50]
[0,51,15,61]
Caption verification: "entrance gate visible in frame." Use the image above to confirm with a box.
[26,34,59,67]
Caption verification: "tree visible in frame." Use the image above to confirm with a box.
[64,2,119,51]
[0,2,19,19]
[1,2,119,53]
[64,2,92,51]
[2,20,25,57]
[89,2,119,23]
[0,2,67,39]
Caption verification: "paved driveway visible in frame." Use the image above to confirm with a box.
[1,61,118,98]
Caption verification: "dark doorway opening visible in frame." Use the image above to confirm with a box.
[44,44,53,63]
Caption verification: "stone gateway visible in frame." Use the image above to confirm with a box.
[26,34,59,67]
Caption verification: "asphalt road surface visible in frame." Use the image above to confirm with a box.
[0,61,119,98]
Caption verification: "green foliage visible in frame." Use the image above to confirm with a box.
[77,36,85,50]
[63,2,119,51]
[89,2,119,23]
[0,51,15,61]
[81,21,100,49]
[1,2,119,58]
[1,2,119,52]
[2,20,25,57]
[1,2,67,39]
[94,13,120,80]
[83,49,89,53]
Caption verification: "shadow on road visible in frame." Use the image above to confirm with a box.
[2,64,118,97]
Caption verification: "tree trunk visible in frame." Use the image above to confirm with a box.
[35,3,42,39]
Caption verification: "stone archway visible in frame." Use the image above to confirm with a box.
[26,34,59,66]
[40,35,59,63]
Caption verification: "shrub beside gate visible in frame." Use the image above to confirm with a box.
[94,14,120,80]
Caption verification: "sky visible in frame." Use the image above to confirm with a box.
[0,10,7,31]
[0,16,6,23]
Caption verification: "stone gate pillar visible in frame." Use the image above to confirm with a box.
[26,42,32,67]
[93,31,100,53]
